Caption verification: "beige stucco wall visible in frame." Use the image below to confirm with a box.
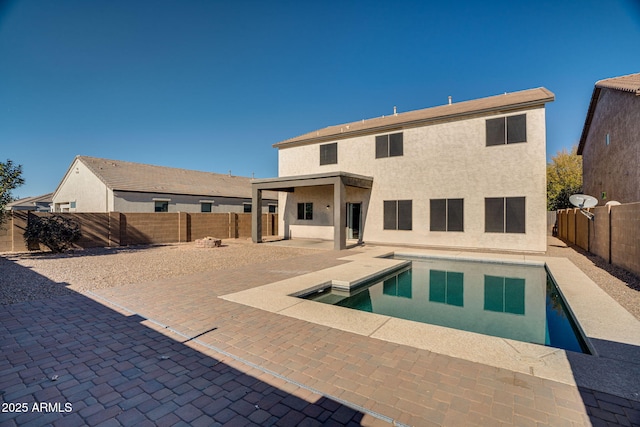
[277,107,548,252]
[52,158,110,212]
[582,89,640,204]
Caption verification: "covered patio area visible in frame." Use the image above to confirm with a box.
[251,172,373,250]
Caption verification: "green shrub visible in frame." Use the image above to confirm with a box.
[24,214,81,253]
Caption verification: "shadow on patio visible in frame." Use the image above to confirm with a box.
[0,260,377,426]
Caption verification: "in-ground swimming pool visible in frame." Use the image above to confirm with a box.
[302,256,589,354]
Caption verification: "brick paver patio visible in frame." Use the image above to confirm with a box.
[2,248,640,426]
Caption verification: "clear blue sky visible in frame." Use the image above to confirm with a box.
[1,0,639,198]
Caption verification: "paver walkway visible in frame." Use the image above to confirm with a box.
[2,248,640,426]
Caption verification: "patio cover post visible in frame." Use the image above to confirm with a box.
[333,177,346,250]
[252,187,262,243]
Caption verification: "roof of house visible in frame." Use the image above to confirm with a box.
[6,193,53,210]
[578,72,640,154]
[61,156,277,200]
[274,87,555,148]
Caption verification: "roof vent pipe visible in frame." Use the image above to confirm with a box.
[393,106,397,116]
[448,96,452,105]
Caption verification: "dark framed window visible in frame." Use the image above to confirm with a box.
[154,201,168,212]
[243,203,252,213]
[268,205,277,213]
[297,202,313,220]
[201,202,212,213]
[484,275,525,315]
[320,143,338,165]
[375,132,403,158]
[383,200,412,230]
[430,198,464,232]
[486,114,527,146]
[485,197,525,233]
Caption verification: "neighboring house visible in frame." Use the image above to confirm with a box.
[6,193,53,211]
[577,72,640,204]
[52,156,277,213]
[252,88,554,252]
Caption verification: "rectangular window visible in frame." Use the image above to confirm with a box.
[154,201,169,212]
[375,132,403,158]
[243,203,252,213]
[268,204,277,213]
[484,275,525,315]
[320,143,337,165]
[383,200,412,230]
[486,114,527,146]
[201,202,212,212]
[70,201,77,209]
[430,198,464,232]
[297,202,313,220]
[485,197,525,233]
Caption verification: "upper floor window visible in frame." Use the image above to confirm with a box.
[320,143,338,165]
[383,200,412,230]
[486,114,526,146]
[376,132,403,158]
[430,199,464,232]
[485,197,525,233]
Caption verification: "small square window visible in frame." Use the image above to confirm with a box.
[243,204,252,213]
[268,205,277,213]
[154,201,169,212]
[383,200,412,230]
[430,198,464,232]
[320,143,337,165]
[201,202,212,213]
[485,197,525,233]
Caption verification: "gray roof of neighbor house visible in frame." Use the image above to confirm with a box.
[69,156,278,200]
[6,193,53,210]
[274,87,555,148]
[578,72,640,154]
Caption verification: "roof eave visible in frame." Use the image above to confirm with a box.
[274,94,554,149]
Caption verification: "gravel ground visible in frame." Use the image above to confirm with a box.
[2,237,639,321]
[0,239,320,305]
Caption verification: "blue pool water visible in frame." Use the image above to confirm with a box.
[302,257,589,354]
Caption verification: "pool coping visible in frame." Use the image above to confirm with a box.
[220,245,640,400]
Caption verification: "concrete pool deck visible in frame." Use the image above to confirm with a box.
[221,245,640,402]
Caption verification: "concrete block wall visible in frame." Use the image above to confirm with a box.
[610,203,640,277]
[558,202,640,277]
[589,206,610,263]
[0,211,279,252]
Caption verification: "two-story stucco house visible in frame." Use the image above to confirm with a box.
[252,88,554,252]
[53,156,277,213]
[578,72,640,204]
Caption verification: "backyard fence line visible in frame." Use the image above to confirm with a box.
[556,202,640,277]
[0,211,278,252]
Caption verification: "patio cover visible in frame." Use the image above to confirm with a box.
[251,172,373,250]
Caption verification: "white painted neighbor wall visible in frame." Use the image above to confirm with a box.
[277,107,548,252]
[52,158,110,212]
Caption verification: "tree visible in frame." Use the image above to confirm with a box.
[546,145,582,211]
[24,214,81,253]
[0,159,25,226]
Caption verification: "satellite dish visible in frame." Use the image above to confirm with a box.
[569,194,598,209]
[569,194,597,221]
[605,201,621,207]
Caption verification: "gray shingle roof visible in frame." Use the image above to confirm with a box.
[274,87,554,148]
[77,156,277,200]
